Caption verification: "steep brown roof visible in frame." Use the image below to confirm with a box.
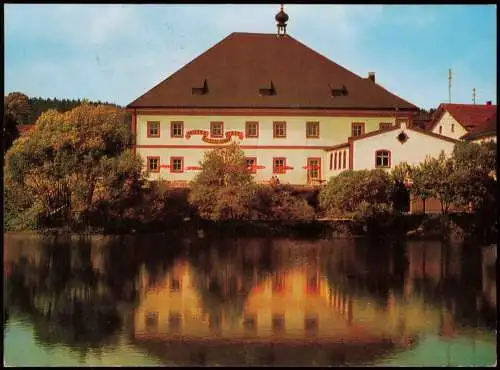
[128,32,418,111]
[462,111,497,140]
[427,103,496,132]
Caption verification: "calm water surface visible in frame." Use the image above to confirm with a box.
[3,233,497,366]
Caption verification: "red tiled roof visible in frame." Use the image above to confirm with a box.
[427,103,496,132]
[128,32,418,111]
[462,111,497,140]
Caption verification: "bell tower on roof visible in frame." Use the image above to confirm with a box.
[275,4,289,36]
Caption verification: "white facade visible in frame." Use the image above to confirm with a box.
[352,123,457,171]
[133,113,460,185]
[134,112,405,185]
[430,111,468,140]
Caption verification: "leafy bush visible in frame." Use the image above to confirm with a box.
[4,103,145,231]
[189,143,255,221]
[249,184,315,222]
[319,169,393,221]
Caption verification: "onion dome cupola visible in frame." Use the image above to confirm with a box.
[275,4,289,36]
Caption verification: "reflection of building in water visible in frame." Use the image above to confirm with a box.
[405,241,461,295]
[132,257,430,343]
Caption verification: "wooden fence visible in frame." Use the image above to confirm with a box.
[409,195,471,214]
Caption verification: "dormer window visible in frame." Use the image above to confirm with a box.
[259,81,276,96]
[192,79,209,95]
[331,84,348,97]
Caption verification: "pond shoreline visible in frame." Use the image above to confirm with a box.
[4,212,493,244]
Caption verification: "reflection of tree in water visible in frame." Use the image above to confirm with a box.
[5,237,122,358]
[187,237,274,326]
[100,234,185,304]
[318,238,408,309]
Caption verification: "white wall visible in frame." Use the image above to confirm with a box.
[136,114,399,147]
[353,125,456,171]
[137,147,329,184]
[431,111,468,140]
[325,147,350,180]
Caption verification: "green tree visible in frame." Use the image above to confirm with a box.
[3,92,31,154]
[4,103,141,230]
[451,141,497,240]
[249,184,315,222]
[391,162,412,213]
[319,169,393,221]
[427,152,457,216]
[189,143,255,221]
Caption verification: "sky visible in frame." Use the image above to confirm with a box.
[4,4,497,110]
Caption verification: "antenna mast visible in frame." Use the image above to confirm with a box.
[448,68,452,103]
[472,88,476,104]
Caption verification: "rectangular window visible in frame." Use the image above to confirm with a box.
[168,312,182,332]
[273,157,286,174]
[351,122,365,137]
[338,152,342,169]
[306,121,320,138]
[272,313,285,334]
[170,157,184,173]
[307,158,321,183]
[334,153,337,170]
[329,153,333,170]
[170,121,184,138]
[451,123,455,133]
[379,122,392,130]
[147,121,160,137]
[343,150,347,169]
[304,315,319,336]
[272,273,286,294]
[243,315,257,332]
[209,312,222,330]
[210,121,224,138]
[170,278,181,292]
[147,156,160,172]
[375,150,391,168]
[246,157,257,173]
[245,121,259,138]
[273,121,287,138]
[439,126,443,134]
[145,312,159,331]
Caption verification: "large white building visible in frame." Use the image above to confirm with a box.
[127,6,458,186]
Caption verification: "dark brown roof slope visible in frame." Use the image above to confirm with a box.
[128,32,418,110]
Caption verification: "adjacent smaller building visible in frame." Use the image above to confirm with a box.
[426,102,496,143]
[325,121,458,177]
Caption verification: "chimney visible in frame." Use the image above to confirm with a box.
[368,72,375,83]
[486,101,492,106]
